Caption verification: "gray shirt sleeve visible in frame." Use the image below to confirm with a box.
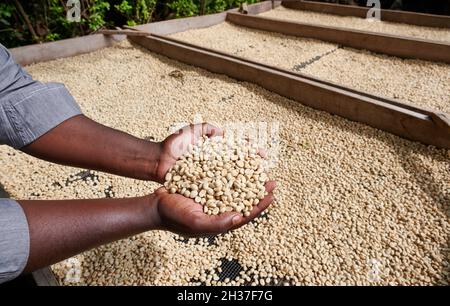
[0,43,82,148]
[0,43,83,283]
[0,199,30,284]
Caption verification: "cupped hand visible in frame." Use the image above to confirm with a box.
[152,181,276,237]
[155,123,223,183]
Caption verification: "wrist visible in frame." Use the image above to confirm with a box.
[141,193,163,231]
[139,140,163,182]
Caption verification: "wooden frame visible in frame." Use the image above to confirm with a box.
[281,0,450,29]
[32,268,59,286]
[131,1,281,35]
[11,34,126,67]
[129,33,450,149]
[226,12,450,64]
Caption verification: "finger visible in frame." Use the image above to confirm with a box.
[247,181,277,218]
[232,192,274,230]
[188,191,274,236]
[257,147,267,159]
[154,186,168,196]
[201,123,223,138]
[249,192,274,220]
[190,123,223,141]
[188,181,276,233]
[191,211,242,234]
[202,181,275,229]
[264,180,276,193]
[166,125,193,159]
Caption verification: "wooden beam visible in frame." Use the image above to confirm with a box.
[10,34,126,66]
[130,1,280,35]
[282,0,450,29]
[129,34,450,149]
[98,29,152,36]
[32,267,59,286]
[226,12,450,64]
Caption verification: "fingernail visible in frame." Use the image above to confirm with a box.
[232,214,242,225]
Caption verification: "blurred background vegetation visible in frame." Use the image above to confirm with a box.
[1,1,448,48]
[0,0,258,48]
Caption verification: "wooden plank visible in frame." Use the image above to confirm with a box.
[0,183,9,198]
[282,0,450,28]
[129,34,450,149]
[98,29,153,36]
[226,12,450,64]
[10,34,126,66]
[131,11,229,35]
[246,1,281,14]
[132,1,279,35]
[32,267,59,286]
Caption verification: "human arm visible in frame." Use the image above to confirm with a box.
[18,180,275,274]
[21,117,224,184]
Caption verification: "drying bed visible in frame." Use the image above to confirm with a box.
[261,6,450,43]
[282,0,450,29]
[225,11,450,64]
[170,22,450,114]
[299,48,450,115]
[1,40,449,285]
[170,22,338,71]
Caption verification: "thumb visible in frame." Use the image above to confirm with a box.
[154,186,168,196]
[216,212,243,232]
[195,212,243,233]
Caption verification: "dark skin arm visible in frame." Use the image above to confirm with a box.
[20,182,276,273]
[17,117,276,273]
[19,195,158,273]
[22,114,163,182]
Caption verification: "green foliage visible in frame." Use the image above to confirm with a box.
[205,0,228,14]
[115,0,157,24]
[44,32,61,41]
[87,1,111,30]
[0,3,14,23]
[168,0,260,18]
[0,3,18,47]
[115,0,134,16]
[0,0,260,48]
[168,0,199,18]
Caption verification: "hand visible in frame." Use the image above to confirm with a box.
[152,181,276,236]
[155,123,223,183]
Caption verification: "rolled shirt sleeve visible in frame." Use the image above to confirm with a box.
[0,199,30,284]
[0,43,82,148]
[0,43,82,282]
